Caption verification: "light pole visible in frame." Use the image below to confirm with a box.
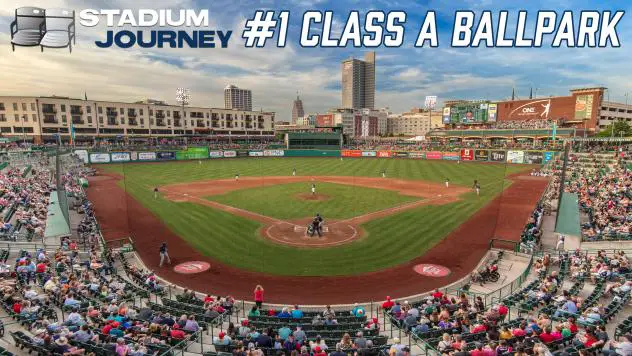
[176,88,190,145]
[21,114,27,146]
[534,88,540,99]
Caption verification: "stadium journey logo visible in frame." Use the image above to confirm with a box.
[7,7,627,51]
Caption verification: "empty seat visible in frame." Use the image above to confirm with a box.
[40,9,75,53]
[10,7,45,51]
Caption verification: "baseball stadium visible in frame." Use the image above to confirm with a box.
[0,128,630,356]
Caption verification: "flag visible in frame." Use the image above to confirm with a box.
[84,92,87,100]
[70,122,76,145]
[551,122,557,141]
[511,88,515,100]
[529,88,533,99]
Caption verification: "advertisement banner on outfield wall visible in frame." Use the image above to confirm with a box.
[524,151,544,164]
[223,151,237,158]
[361,151,376,157]
[111,152,131,162]
[157,152,176,160]
[426,151,442,160]
[460,149,474,161]
[408,152,425,159]
[394,152,408,158]
[236,150,249,157]
[442,152,460,161]
[249,151,264,157]
[138,152,157,161]
[209,151,223,158]
[342,150,362,157]
[543,152,554,163]
[475,150,489,161]
[263,150,285,157]
[490,150,506,162]
[89,153,111,163]
[74,150,89,163]
[377,151,391,158]
[130,152,138,161]
[176,147,209,160]
[507,150,525,164]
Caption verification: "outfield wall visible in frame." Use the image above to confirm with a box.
[75,148,558,165]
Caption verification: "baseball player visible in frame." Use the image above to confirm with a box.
[292,168,296,176]
[235,172,240,181]
[311,183,316,195]
[381,169,386,178]
[475,182,481,196]
[159,242,171,267]
[445,178,449,188]
[153,187,159,199]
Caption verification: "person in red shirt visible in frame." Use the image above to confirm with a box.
[36,262,47,273]
[312,346,326,356]
[203,295,214,304]
[432,289,443,300]
[471,323,487,334]
[539,327,557,344]
[497,304,508,317]
[582,329,599,348]
[254,285,264,308]
[567,317,579,334]
[382,296,394,310]
[102,322,113,335]
[12,301,21,314]
[512,323,527,337]
[170,328,185,339]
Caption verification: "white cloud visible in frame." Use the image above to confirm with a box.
[396,68,425,81]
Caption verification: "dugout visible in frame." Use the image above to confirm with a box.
[286,132,342,150]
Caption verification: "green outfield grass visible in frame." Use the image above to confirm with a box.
[209,181,419,220]
[101,158,529,276]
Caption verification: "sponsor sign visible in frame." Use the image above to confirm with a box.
[249,151,264,157]
[89,153,110,163]
[442,152,460,161]
[490,150,506,162]
[488,103,497,122]
[156,152,176,160]
[377,151,391,158]
[426,151,442,160]
[413,264,451,277]
[424,95,437,109]
[341,150,362,157]
[543,151,554,163]
[316,114,334,127]
[138,152,156,161]
[173,261,211,274]
[223,150,237,158]
[408,152,425,159]
[574,94,594,120]
[361,151,376,157]
[442,107,451,124]
[394,152,408,158]
[475,149,489,161]
[524,151,543,164]
[460,149,474,161]
[507,150,525,164]
[111,152,131,162]
[263,149,284,157]
[508,99,552,120]
[130,151,138,161]
[209,151,223,158]
[74,150,89,163]
[176,147,209,160]
[236,150,249,157]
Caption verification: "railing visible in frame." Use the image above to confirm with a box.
[104,236,135,251]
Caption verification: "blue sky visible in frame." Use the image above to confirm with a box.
[0,0,631,120]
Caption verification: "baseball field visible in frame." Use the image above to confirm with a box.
[93,158,533,277]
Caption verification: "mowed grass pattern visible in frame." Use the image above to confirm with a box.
[101,158,529,276]
[209,181,419,220]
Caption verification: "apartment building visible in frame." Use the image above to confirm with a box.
[328,107,387,137]
[341,52,376,110]
[0,96,275,143]
[598,101,632,131]
[388,108,444,136]
[224,85,253,111]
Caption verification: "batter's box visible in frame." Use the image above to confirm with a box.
[294,226,329,232]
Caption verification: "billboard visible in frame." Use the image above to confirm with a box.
[507,150,525,164]
[574,95,594,120]
[263,150,285,157]
[394,152,408,158]
[490,150,506,162]
[342,150,362,157]
[475,150,489,161]
[442,107,451,124]
[507,99,552,120]
[460,149,474,161]
[249,151,264,157]
[543,151,554,163]
[361,151,377,157]
[111,152,131,162]
[447,102,490,124]
[487,103,497,122]
[138,152,157,161]
[424,95,437,109]
[316,114,335,127]
[89,153,110,163]
[426,151,442,160]
[209,151,223,158]
[223,150,237,158]
[176,147,209,160]
[157,152,176,160]
[442,152,460,161]
[377,151,392,158]
[130,152,138,161]
[524,151,543,164]
[74,149,89,163]
[408,152,424,159]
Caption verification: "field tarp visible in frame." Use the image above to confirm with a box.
[555,192,582,237]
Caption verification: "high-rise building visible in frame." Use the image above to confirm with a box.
[291,93,305,124]
[224,85,252,111]
[341,52,376,109]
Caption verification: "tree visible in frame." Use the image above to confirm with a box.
[597,120,632,137]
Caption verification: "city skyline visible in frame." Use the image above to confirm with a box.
[0,0,631,121]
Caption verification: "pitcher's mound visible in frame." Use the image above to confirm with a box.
[296,193,330,201]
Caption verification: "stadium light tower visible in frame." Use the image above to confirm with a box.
[176,88,191,144]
